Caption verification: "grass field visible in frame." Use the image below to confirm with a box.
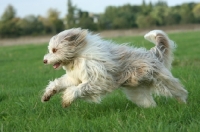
[0,31,200,132]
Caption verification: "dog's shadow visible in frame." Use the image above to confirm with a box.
[74,101,136,119]
[68,92,137,119]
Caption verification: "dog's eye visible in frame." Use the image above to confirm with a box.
[52,48,57,53]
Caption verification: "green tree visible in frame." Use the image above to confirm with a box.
[136,1,155,28]
[17,15,44,35]
[193,3,200,22]
[165,6,181,25]
[141,0,153,15]
[155,0,168,7]
[98,6,116,29]
[136,15,156,28]
[99,5,141,30]
[0,4,19,38]
[38,16,52,34]
[47,8,64,33]
[76,10,97,30]
[66,0,76,28]
[179,3,195,24]
[150,2,168,26]
[1,4,16,21]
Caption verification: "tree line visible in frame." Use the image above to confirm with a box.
[0,0,200,38]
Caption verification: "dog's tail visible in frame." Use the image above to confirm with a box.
[144,30,176,70]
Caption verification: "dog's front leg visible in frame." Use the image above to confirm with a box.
[41,75,73,102]
[62,86,80,107]
[41,80,60,102]
[62,82,101,107]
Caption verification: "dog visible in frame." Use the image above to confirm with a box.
[41,28,188,108]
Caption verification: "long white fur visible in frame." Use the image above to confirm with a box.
[41,28,188,108]
[145,30,176,70]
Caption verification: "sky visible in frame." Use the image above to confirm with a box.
[0,0,199,18]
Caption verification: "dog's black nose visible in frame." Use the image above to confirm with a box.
[43,59,47,64]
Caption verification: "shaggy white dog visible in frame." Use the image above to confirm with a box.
[41,28,188,108]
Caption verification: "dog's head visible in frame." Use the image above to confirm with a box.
[43,28,88,69]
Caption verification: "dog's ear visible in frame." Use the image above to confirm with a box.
[63,28,88,46]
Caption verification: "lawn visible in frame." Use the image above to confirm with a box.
[0,30,200,132]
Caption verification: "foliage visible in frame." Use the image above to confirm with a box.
[99,5,141,29]
[0,5,19,37]
[1,4,16,21]
[46,8,64,34]
[16,15,44,36]
[136,15,156,28]
[0,31,200,131]
[65,0,76,28]
[0,1,200,38]
[193,3,200,22]
[76,10,97,30]
[179,3,195,24]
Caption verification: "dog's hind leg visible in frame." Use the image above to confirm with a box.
[123,86,156,108]
[159,78,188,103]
[154,68,188,103]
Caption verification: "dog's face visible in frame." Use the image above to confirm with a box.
[43,28,87,69]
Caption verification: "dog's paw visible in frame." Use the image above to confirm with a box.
[175,97,187,104]
[41,95,51,102]
[62,101,71,108]
[41,90,57,102]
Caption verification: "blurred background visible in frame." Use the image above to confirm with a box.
[0,0,200,45]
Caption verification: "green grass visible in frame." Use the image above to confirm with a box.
[0,30,200,132]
